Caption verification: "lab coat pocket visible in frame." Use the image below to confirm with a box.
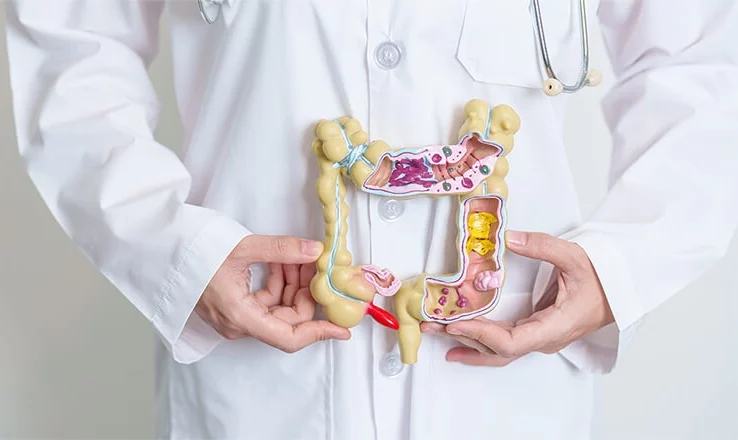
[456,0,585,89]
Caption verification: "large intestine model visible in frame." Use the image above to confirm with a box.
[310,99,520,364]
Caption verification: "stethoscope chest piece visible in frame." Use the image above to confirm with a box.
[542,68,602,97]
[532,0,603,97]
[198,0,222,24]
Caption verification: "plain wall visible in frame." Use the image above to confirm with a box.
[1,8,737,440]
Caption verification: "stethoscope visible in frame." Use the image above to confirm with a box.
[531,0,602,96]
[196,0,601,96]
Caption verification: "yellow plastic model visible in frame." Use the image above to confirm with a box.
[310,99,520,364]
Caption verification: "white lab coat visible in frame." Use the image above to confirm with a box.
[5,0,738,438]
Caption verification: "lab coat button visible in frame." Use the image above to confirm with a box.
[375,41,402,69]
[379,352,404,377]
[378,198,404,222]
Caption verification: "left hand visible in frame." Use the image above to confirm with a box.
[420,230,615,366]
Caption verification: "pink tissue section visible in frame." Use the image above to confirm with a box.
[362,265,401,296]
[473,270,503,292]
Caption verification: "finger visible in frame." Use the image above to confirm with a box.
[420,322,445,334]
[539,343,567,355]
[420,322,497,354]
[269,287,317,324]
[449,334,498,355]
[266,263,285,293]
[514,315,537,327]
[282,264,301,307]
[421,319,513,334]
[423,320,505,355]
[284,264,300,287]
[300,263,317,287]
[504,231,583,273]
[247,313,351,353]
[485,319,516,330]
[292,286,317,319]
[287,320,352,351]
[499,308,569,355]
[240,235,324,265]
[534,268,561,312]
[447,309,564,358]
[270,305,300,323]
[254,264,284,307]
[446,347,517,367]
[212,323,249,341]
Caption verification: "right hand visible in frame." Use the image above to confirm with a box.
[195,235,351,353]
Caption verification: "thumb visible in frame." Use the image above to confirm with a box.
[293,321,352,347]
[240,235,324,264]
[504,230,578,272]
[246,315,351,353]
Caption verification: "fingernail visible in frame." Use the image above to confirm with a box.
[506,230,527,247]
[302,240,324,257]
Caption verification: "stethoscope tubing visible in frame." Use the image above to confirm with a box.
[531,0,592,93]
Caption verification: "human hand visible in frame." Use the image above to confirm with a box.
[195,235,351,353]
[420,230,615,366]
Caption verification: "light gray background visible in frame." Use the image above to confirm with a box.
[1,8,737,440]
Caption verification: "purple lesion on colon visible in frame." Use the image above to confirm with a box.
[388,157,437,188]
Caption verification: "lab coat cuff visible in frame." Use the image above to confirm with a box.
[532,228,644,374]
[152,214,251,364]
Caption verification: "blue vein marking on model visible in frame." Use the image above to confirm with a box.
[333,119,372,175]
[484,107,492,139]
[326,178,362,303]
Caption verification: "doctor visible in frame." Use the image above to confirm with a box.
[4,0,738,439]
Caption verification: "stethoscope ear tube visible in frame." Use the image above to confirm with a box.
[531,0,602,96]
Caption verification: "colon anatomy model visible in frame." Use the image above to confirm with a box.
[310,99,520,364]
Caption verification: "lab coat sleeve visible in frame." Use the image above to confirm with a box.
[3,1,251,363]
[532,0,738,373]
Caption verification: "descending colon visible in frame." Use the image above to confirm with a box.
[466,212,497,255]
